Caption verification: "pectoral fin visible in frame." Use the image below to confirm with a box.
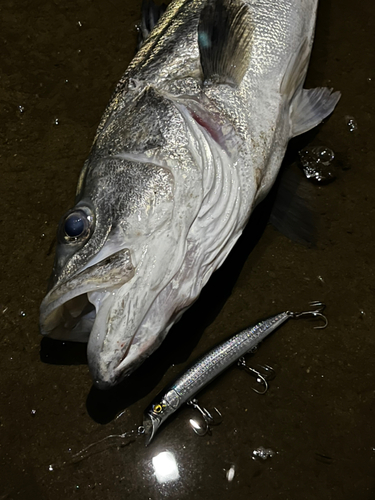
[198,0,253,86]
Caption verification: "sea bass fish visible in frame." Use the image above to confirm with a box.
[40,0,340,389]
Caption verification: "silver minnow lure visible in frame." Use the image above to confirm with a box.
[143,304,327,445]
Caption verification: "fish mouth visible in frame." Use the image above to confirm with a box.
[40,240,181,390]
[39,248,135,343]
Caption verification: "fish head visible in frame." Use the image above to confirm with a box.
[40,156,183,388]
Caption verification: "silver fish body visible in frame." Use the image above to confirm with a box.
[144,311,292,444]
[40,0,339,388]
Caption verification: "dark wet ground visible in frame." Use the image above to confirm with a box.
[1,0,375,498]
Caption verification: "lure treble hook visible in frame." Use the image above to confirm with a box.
[288,301,328,329]
[187,398,222,436]
[237,357,275,394]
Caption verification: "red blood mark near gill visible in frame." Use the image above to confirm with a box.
[191,111,221,145]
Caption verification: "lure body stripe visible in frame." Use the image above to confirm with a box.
[168,312,289,405]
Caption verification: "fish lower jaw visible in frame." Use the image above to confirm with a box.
[88,330,157,389]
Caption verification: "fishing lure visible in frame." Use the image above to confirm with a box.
[143,302,327,445]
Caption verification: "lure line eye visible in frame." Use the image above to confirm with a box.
[153,404,163,414]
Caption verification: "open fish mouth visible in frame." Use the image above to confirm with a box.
[40,248,135,343]
[40,237,183,389]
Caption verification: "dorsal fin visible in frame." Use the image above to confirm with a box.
[137,0,167,50]
[198,0,253,86]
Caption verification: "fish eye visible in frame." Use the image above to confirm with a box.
[64,212,86,237]
[61,207,94,243]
